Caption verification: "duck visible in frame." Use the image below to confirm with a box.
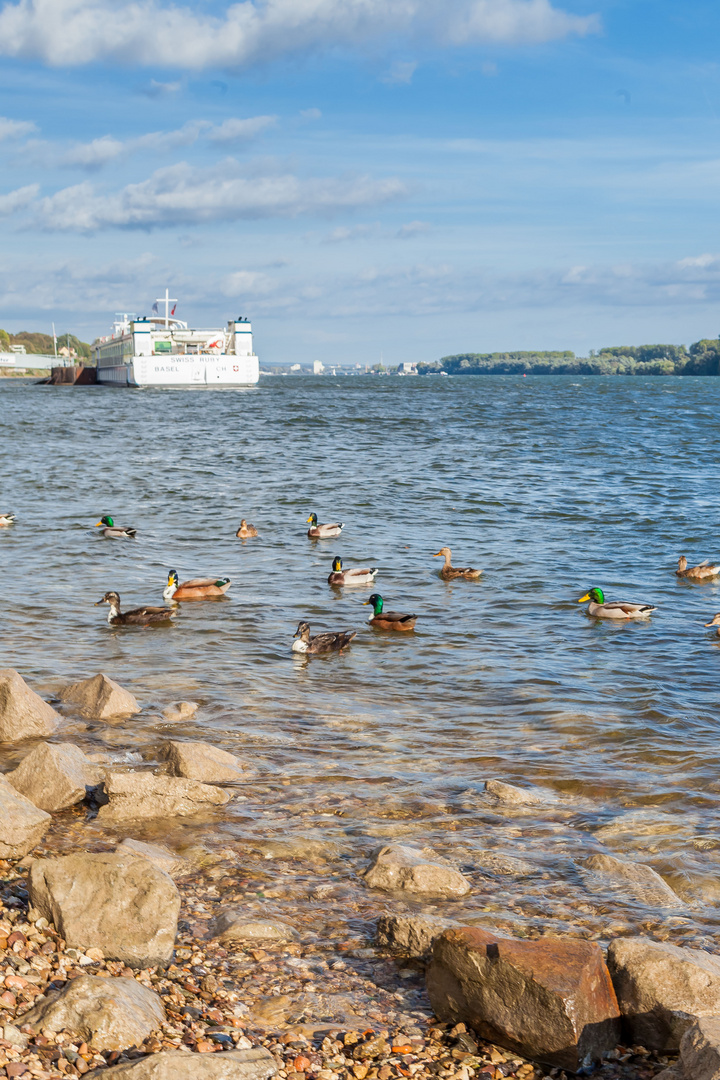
[307,513,344,539]
[95,591,175,626]
[434,547,482,580]
[363,593,417,631]
[0,513,15,527]
[676,556,720,580]
[292,621,356,654]
[236,519,258,538]
[577,588,656,619]
[327,556,378,586]
[163,570,231,602]
[704,613,720,636]
[96,516,137,539]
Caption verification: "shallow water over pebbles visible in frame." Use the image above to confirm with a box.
[1,374,720,950]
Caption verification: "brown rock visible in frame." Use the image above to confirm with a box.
[161,701,199,723]
[0,669,60,742]
[376,914,455,957]
[28,852,179,967]
[88,1049,277,1079]
[208,911,298,943]
[607,936,720,1050]
[426,925,620,1071]
[0,775,51,858]
[115,838,188,878]
[678,1016,720,1080]
[161,740,247,783]
[484,779,548,807]
[97,769,231,822]
[585,853,684,909]
[362,844,471,899]
[59,673,140,719]
[6,742,103,811]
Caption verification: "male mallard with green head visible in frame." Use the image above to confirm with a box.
[164,570,231,601]
[96,516,137,539]
[364,594,417,631]
[328,556,378,586]
[307,513,344,539]
[578,588,656,619]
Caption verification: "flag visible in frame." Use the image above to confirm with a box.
[152,301,158,314]
[171,304,177,316]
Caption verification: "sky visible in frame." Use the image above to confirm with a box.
[1,0,720,365]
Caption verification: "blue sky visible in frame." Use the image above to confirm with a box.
[1,0,719,365]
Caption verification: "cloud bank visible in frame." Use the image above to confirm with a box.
[0,0,600,69]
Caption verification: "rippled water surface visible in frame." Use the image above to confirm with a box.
[2,374,720,947]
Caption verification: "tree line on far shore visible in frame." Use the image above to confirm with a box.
[420,340,720,376]
[0,329,92,361]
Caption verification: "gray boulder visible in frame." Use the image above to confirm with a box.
[362,844,471,899]
[208,911,298,943]
[585,853,684,909]
[376,914,455,957]
[427,925,620,1072]
[29,852,179,967]
[161,740,247,783]
[677,1017,720,1080]
[59,674,140,719]
[6,742,104,812]
[0,775,51,858]
[116,838,188,878]
[88,1048,277,1079]
[0,669,60,742]
[22,973,165,1050]
[607,937,720,1050]
[97,770,231,822]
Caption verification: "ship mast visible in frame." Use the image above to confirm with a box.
[155,288,177,328]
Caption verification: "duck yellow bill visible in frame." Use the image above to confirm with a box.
[577,593,591,602]
[433,551,443,557]
[306,516,314,523]
[95,520,103,526]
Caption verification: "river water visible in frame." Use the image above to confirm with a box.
[1,374,719,952]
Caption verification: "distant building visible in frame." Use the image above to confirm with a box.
[9,344,26,354]
[398,362,418,374]
[290,363,301,371]
[313,360,325,374]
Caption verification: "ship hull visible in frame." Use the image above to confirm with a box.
[96,354,259,388]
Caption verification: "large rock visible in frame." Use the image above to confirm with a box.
[677,1017,720,1080]
[427,926,620,1072]
[161,740,247,783]
[0,669,60,742]
[484,778,548,806]
[607,937,720,1050]
[0,775,51,858]
[59,673,140,719]
[97,770,231,822]
[6,742,104,812]
[376,914,455,957]
[22,974,165,1050]
[362,844,471,899]
[208,910,298,943]
[89,1048,277,1079]
[116,838,188,878]
[29,852,179,967]
[585,853,684,909]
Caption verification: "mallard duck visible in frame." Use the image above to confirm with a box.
[676,556,720,580]
[434,547,482,580]
[363,593,417,631]
[328,556,378,586]
[292,621,356,654]
[705,613,720,636]
[163,570,231,601]
[95,591,175,626]
[578,588,656,619]
[236,519,258,538]
[0,513,15,527]
[307,513,344,539]
[96,516,137,539]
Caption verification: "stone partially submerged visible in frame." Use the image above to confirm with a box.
[585,853,684,909]
[6,741,104,812]
[208,910,298,943]
[97,769,231,822]
[607,936,720,1050]
[0,668,60,742]
[376,914,455,957]
[116,838,189,878]
[0,775,51,859]
[22,973,165,1050]
[427,925,620,1072]
[59,673,140,719]
[362,844,471,899]
[28,852,179,967]
[91,1048,277,1079]
[161,739,248,783]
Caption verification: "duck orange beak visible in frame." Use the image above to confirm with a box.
[577,593,590,603]
[95,521,103,527]
[433,551,443,557]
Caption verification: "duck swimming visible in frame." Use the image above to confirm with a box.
[307,513,344,539]
[327,556,378,586]
[676,556,720,580]
[434,547,482,580]
[163,570,231,601]
[364,593,417,631]
[0,513,15,527]
[578,588,656,619]
[95,591,175,626]
[96,516,137,539]
[705,613,720,636]
[236,519,258,538]
[292,621,356,654]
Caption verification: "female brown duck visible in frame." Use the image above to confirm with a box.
[434,547,482,580]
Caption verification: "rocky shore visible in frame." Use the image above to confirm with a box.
[2,669,720,1080]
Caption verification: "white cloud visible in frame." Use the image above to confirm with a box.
[0,184,39,215]
[62,135,125,168]
[206,116,277,142]
[36,160,407,231]
[396,219,430,238]
[0,0,600,69]
[382,60,418,85]
[0,116,36,141]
